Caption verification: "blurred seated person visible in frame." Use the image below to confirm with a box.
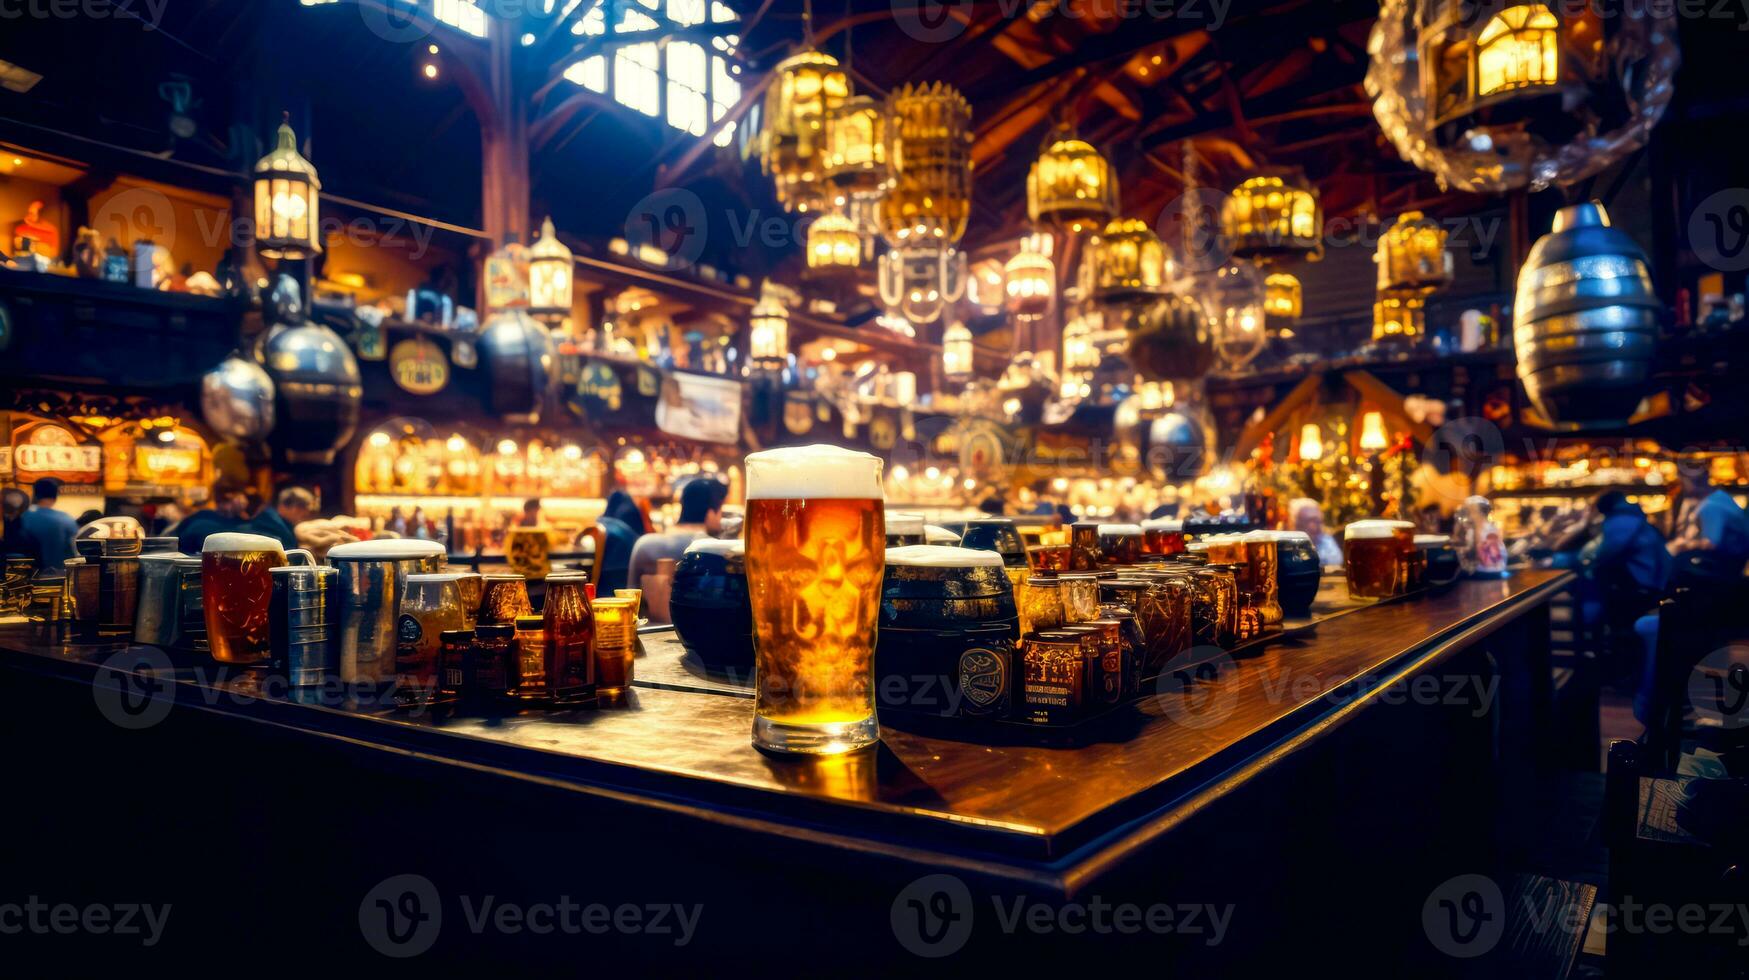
[1580,491,1669,630]
[248,487,316,551]
[169,484,249,555]
[1289,497,1344,568]
[519,498,542,528]
[21,478,78,571]
[627,477,727,622]
[2,488,33,560]
[588,490,648,594]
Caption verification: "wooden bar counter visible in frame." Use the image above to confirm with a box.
[0,569,1572,973]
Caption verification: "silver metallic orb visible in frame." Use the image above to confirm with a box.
[480,310,555,422]
[260,318,363,465]
[200,353,276,442]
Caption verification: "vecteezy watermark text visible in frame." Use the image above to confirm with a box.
[0,898,171,947]
[0,0,169,29]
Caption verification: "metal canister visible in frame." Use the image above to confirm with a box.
[96,555,141,639]
[327,540,446,686]
[174,557,208,652]
[135,552,188,646]
[271,565,339,688]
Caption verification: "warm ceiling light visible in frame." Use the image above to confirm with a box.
[1358,411,1389,452]
[423,63,439,79]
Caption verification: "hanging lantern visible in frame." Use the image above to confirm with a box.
[806,212,862,273]
[749,283,790,366]
[824,94,890,203]
[1088,219,1165,302]
[761,49,849,213]
[1061,307,1103,379]
[878,82,973,247]
[1207,262,1267,371]
[1298,423,1325,461]
[1221,169,1322,261]
[1513,201,1660,428]
[1367,0,1678,193]
[1373,291,1427,342]
[1003,232,1056,319]
[1026,127,1119,235]
[1376,212,1453,294]
[253,116,321,260]
[942,321,974,381]
[877,245,966,325]
[527,217,574,323]
[1358,411,1390,453]
[1264,272,1303,320]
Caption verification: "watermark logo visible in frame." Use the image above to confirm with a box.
[0,897,171,946]
[1688,644,1749,730]
[1154,188,1234,275]
[92,187,177,255]
[1689,188,1749,272]
[625,188,708,270]
[891,873,974,957]
[359,874,443,958]
[359,0,434,44]
[1153,648,1239,729]
[0,0,171,30]
[1423,873,1505,958]
[91,646,175,731]
[891,0,973,43]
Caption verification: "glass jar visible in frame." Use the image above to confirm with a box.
[479,573,533,626]
[1086,618,1127,707]
[1020,576,1064,631]
[1107,608,1146,699]
[1143,519,1186,556]
[1020,631,1088,726]
[1241,531,1284,627]
[1132,570,1192,675]
[1205,564,1244,647]
[1188,567,1231,649]
[1027,544,1069,573]
[1069,522,1103,572]
[438,629,474,702]
[513,615,549,702]
[397,572,468,698]
[1058,573,1100,623]
[1057,625,1107,715]
[543,572,596,704]
[592,597,637,703]
[470,623,516,704]
[1098,525,1144,566]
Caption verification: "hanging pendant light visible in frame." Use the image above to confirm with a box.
[1221,169,1322,262]
[824,94,890,204]
[1087,219,1166,302]
[1003,232,1056,320]
[877,82,973,247]
[1376,212,1453,294]
[806,211,863,273]
[253,115,322,260]
[1373,291,1426,342]
[749,283,790,367]
[1264,272,1303,320]
[527,217,574,323]
[1367,0,1678,193]
[942,320,974,381]
[761,48,849,214]
[1207,261,1267,371]
[1026,126,1119,235]
[878,245,966,325]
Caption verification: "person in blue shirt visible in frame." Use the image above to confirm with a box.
[169,485,249,555]
[590,490,648,595]
[20,478,78,571]
[245,487,315,552]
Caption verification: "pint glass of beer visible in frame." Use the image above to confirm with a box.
[745,444,884,754]
[1344,520,1412,600]
[203,532,307,663]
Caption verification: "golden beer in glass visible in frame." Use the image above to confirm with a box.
[202,532,290,664]
[1344,520,1413,600]
[744,444,884,754]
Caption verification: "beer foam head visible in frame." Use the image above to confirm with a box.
[1345,519,1411,540]
[1266,530,1311,543]
[1142,518,1183,532]
[1414,534,1452,546]
[327,539,446,560]
[202,532,284,554]
[885,545,1004,568]
[744,444,883,500]
[684,537,745,557]
[885,511,925,535]
[1099,524,1144,537]
[924,525,961,544]
[407,571,471,583]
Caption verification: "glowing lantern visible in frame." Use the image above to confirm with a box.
[749,284,789,366]
[527,217,574,322]
[1026,128,1119,235]
[824,94,889,202]
[1298,423,1325,461]
[1264,272,1303,319]
[1088,219,1165,301]
[878,82,973,247]
[1358,411,1390,453]
[1002,232,1056,319]
[1373,291,1426,342]
[1376,212,1453,294]
[253,116,321,260]
[1221,170,1321,261]
[942,321,974,381]
[806,212,862,272]
[761,50,849,213]
[1208,261,1267,371]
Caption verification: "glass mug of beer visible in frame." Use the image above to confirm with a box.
[744,444,884,754]
[202,533,314,664]
[1344,520,1413,600]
